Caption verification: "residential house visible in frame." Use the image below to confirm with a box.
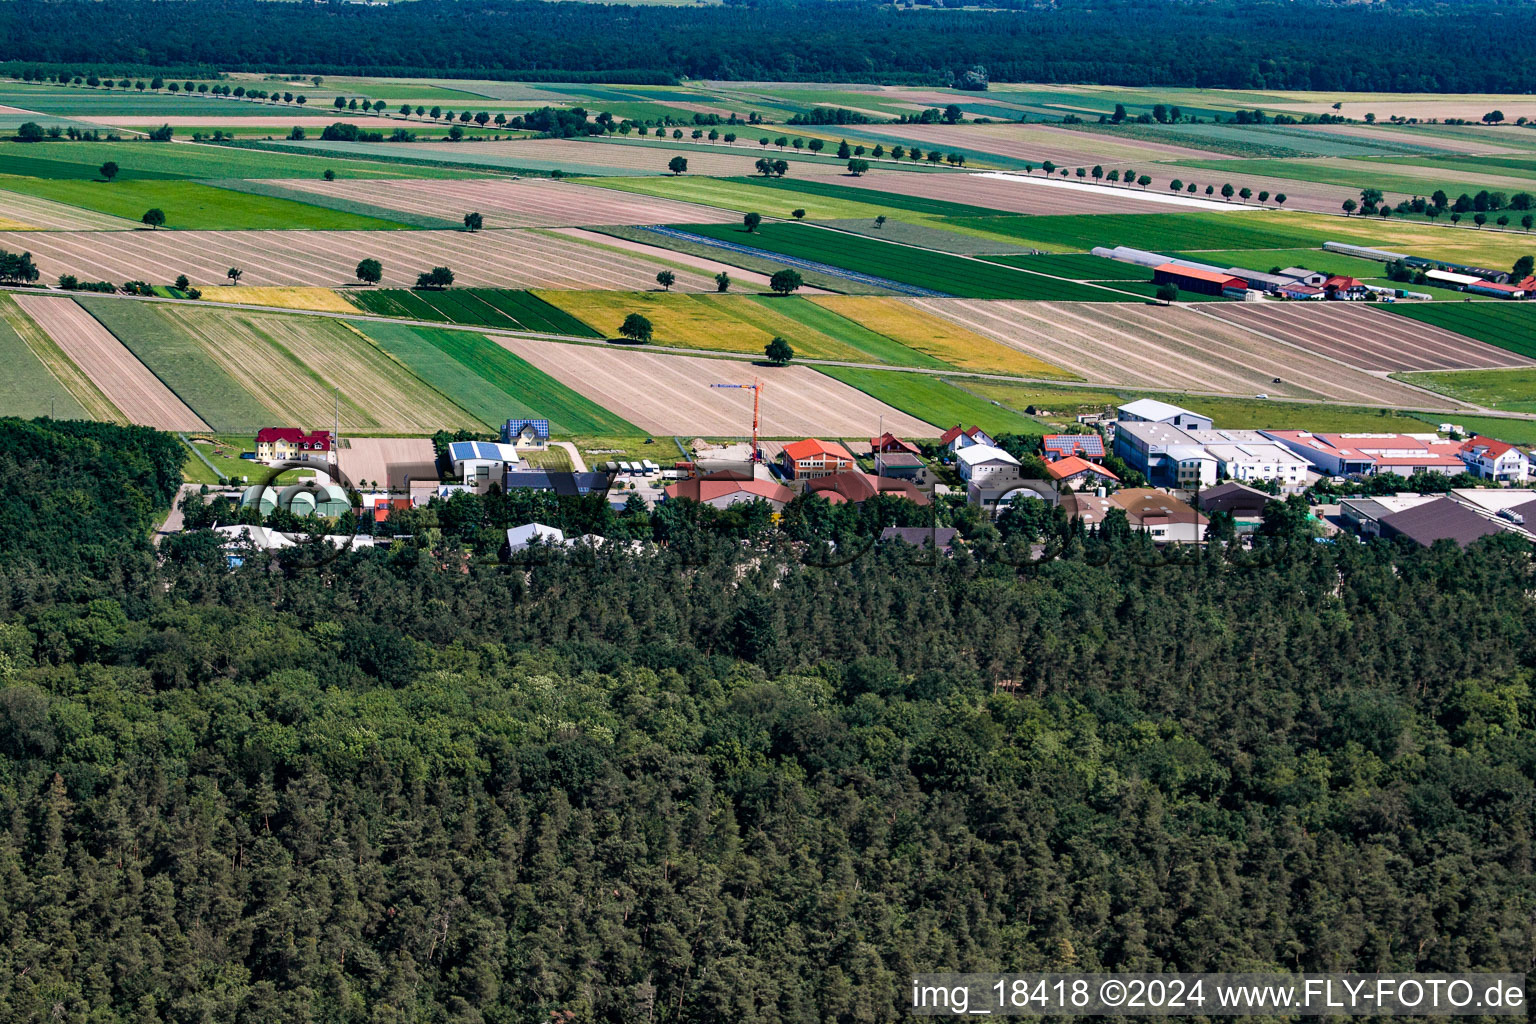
[1116,398,1212,431]
[506,522,566,552]
[1062,488,1207,543]
[869,432,921,456]
[955,444,1021,483]
[1045,456,1119,489]
[807,471,930,506]
[448,440,520,484]
[500,418,550,450]
[1322,275,1368,299]
[938,424,996,452]
[255,427,333,465]
[1042,434,1105,462]
[1458,436,1529,481]
[780,439,856,480]
[1278,267,1327,286]
[663,473,796,511]
[873,451,925,480]
[1278,283,1324,300]
[1196,481,1272,519]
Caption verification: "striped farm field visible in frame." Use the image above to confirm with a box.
[346,288,600,336]
[14,295,207,430]
[359,322,637,434]
[825,171,1184,216]
[0,301,90,419]
[811,296,1076,378]
[12,178,413,231]
[492,337,936,436]
[0,295,120,421]
[1202,304,1535,372]
[816,367,1046,436]
[269,177,740,229]
[1381,303,1536,361]
[673,222,1121,299]
[0,228,718,290]
[0,184,141,230]
[76,297,274,431]
[985,254,1152,280]
[198,286,362,314]
[914,300,1447,406]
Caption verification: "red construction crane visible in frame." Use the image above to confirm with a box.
[709,378,765,461]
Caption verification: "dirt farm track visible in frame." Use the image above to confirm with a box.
[0,228,721,291]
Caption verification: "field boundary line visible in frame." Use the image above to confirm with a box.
[0,293,125,422]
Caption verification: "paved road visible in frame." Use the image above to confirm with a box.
[154,484,200,546]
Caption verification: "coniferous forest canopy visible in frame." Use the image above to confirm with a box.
[0,418,1532,1022]
[5,0,1536,90]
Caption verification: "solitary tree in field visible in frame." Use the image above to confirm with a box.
[226,266,242,283]
[765,336,794,366]
[656,270,676,291]
[769,269,804,296]
[791,209,806,220]
[99,161,119,181]
[618,313,653,344]
[142,208,165,229]
[847,159,869,176]
[668,156,688,175]
[324,169,336,181]
[1156,282,1180,305]
[744,212,762,233]
[874,215,887,229]
[416,266,454,289]
[175,274,190,290]
[463,212,484,231]
[355,258,383,285]
[715,271,730,293]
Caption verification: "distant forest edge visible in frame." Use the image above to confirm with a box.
[5,0,1536,92]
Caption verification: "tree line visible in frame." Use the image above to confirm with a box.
[4,0,1536,91]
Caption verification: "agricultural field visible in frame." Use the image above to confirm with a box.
[1173,156,1536,204]
[832,122,1229,170]
[673,222,1125,299]
[0,294,121,420]
[337,437,439,491]
[198,286,362,313]
[912,299,1447,406]
[986,253,1153,280]
[1381,303,1536,360]
[721,177,1007,218]
[273,176,741,228]
[600,225,876,293]
[814,368,1049,436]
[1168,247,1388,278]
[813,219,1032,256]
[825,170,1213,216]
[0,302,90,419]
[810,295,1074,378]
[583,175,935,224]
[347,287,600,335]
[357,321,636,433]
[0,184,140,230]
[0,228,719,290]
[0,138,474,180]
[15,294,207,430]
[9,178,412,230]
[1202,304,1532,373]
[493,337,937,436]
[1395,368,1536,414]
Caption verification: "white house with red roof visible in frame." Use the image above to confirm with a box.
[255,427,333,465]
[1045,456,1119,489]
[780,439,856,480]
[1458,436,1530,482]
[938,424,996,452]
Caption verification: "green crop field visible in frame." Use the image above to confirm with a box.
[1168,247,1387,277]
[1173,157,1531,202]
[586,175,928,223]
[0,139,472,180]
[1395,367,1536,413]
[0,312,89,420]
[674,222,1123,300]
[986,253,1153,280]
[346,289,601,336]
[76,297,276,430]
[815,367,1047,435]
[211,179,464,229]
[1383,303,1536,359]
[1411,413,1536,445]
[13,178,413,229]
[358,321,635,434]
[747,297,950,367]
[1383,154,1536,176]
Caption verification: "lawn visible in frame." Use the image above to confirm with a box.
[75,297,276,430]
[815,367,1049,435]
[985,254,1153,280]
[1394,367,1536,413]
[811,296,1076,378]
[1382,303,1536,359]
[673,222,1123,300]
[0,309,89,419]
[358,321,637,434]
[0,139,472,179]
[12,178,412,230]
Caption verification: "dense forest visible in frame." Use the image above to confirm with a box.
[0,418,1533,1022]
[5,0,1536,91]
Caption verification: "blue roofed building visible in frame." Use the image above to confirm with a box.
[501,418,551,449]
[504,468,611,497]
[1042,434,1106,462]
[449,440,520,485]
